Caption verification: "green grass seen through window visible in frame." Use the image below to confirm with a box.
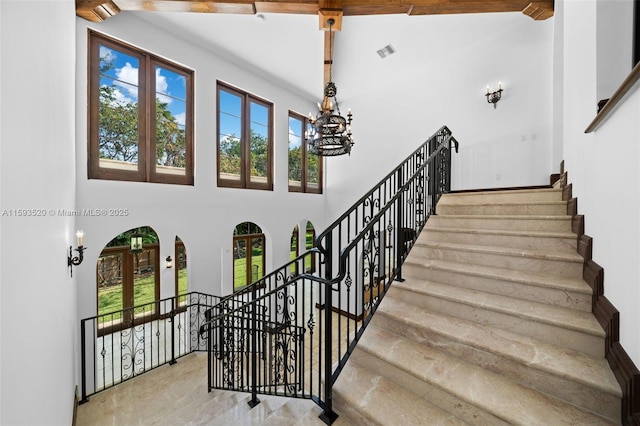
[98,269,188,324]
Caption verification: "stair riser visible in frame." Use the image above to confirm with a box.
[426,216,572,233]
[389,287,604,357]
[440,190,563,204]
[331,394,376,426]
[347,350,509,425]
[437,203,567,216]
[421,231,577,252]
[411,245,584,279]
[402,262,592,312]
[373,310,618,421]
[332,357,468,426]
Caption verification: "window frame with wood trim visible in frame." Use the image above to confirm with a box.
[96,244,160,337]
[288,111,323,194]
[232,222,266,292]
[217,81,274,190]
[88,31,194,185]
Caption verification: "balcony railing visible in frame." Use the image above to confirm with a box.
[79,292,219,403]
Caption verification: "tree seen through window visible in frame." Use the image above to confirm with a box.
[89,31,193,185]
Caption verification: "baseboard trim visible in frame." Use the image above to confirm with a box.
[609,342,640,425]
[556,166,640,424]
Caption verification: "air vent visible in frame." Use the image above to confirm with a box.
[376,44,396,59]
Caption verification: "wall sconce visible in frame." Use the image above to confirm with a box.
[130,232,143,254]
[68,230,85,277]
[486,82,503,109]
[166,256,173,269]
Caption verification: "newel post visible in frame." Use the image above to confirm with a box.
[248,282,261,408]
[319,233,338,424]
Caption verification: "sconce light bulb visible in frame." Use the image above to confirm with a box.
[76,230,84,247]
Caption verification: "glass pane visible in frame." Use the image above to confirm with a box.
[305,222,315,250]
[249,101,269,184]
[234,239,248,290]
[306,222,315,272]
[98,44,140,171]
[307,149,320,189]
[288,115,303,188]
[250,236,264,282]
[219,90,243,181]
[133,248,157,317]
[177,244,188,305]
[97,252,124,326]
[155,66,187,176]
[290,226,299,259]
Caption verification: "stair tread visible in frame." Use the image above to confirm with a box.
[422,226,577,239]
[403,257,592,294]
[413,240,584,263]
[333,357,468,425]
[356,323,618,425]
[439,199,567,206]
[376,294,620,396]
[443,188,561,197]
[430,214,572,220]
[395,277,603,336]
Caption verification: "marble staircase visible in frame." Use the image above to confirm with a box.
[332,187,622,425]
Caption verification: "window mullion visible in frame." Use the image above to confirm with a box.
[302,117,308,192]
[243,94,250,188]
[146,56,155,182]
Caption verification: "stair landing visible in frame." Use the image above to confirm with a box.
[75,352,352,425]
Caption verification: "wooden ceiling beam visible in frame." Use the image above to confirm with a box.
[255,1,318,14]
[522,1,553,21]
[77,0,553,22]
[340,0,532,16]
[87,0,258,15]
[76,0,121,22]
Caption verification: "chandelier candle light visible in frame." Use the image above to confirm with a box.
[306,18,354,156]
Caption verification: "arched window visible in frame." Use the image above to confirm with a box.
[96,226,159,334]
[175,236,187,305]
[233,222,265,291]
[304,221,316,273]
[290,225,299,274]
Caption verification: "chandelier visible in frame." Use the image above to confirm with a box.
[306,18,354,156]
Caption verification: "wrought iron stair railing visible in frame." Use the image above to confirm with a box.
[199,125,459,424]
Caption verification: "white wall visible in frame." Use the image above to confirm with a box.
[555,0,640,365]
[74,13,325,321]
[324,12,555,216]
[596,0,633,101]
[0,1,77,424]
[552,0,565,168]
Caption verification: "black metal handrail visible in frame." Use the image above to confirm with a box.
[200,126,458,424]
[79,291,220,403]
